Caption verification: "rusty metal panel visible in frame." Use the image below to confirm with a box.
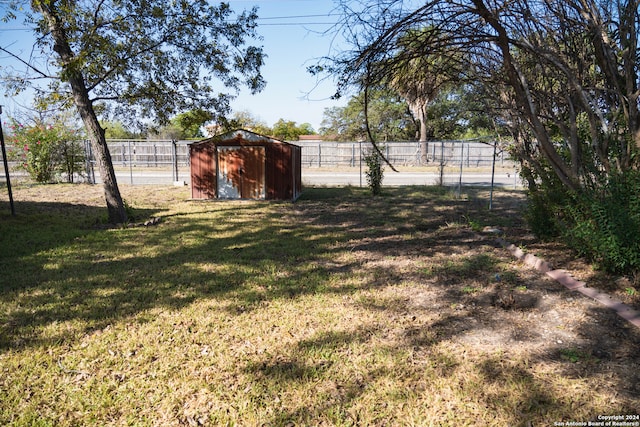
[190,144,216,199]
[293,144,302,200]
[268,143,292,200]
[189,130,301,201]
[263,142,302,200]
[217,146,265,199]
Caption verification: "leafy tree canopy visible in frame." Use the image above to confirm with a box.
[320,89,415,141]
[204,111,316,140]
[424,85,499,141]
[219,110,272,136]
[2,0,266,127]
[172,109,212,139]
[1,0,266,223]
[101,121,142,140]
[150,109,212,140]
[271,119,315,141]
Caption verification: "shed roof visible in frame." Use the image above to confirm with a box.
[191,129,300,147]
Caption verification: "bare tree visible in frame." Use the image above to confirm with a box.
[327,0,639,190]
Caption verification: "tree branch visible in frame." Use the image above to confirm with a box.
[0,46,55,79]
[363,63,398,172]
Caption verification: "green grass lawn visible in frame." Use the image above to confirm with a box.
[0,184,638,426]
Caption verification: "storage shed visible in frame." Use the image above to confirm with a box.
[189,129,302,201]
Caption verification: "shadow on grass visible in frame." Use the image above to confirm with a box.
[1,186,638,424]
[0,186,509,343]
[0,194,365,349]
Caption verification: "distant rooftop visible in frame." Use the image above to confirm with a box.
[297,134,324,142]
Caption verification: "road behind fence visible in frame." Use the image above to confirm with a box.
[103,139,512,168]
[2,139,519,187]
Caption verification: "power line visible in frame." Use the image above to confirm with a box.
[256,13,339,26]
[259,22,337,26]
[0,13,341,32]
[257,14,340,20]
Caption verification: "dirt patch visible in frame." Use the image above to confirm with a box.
[293,187,640,403]
[513,237,640,310]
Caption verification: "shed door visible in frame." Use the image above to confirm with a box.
[217,146,265,199]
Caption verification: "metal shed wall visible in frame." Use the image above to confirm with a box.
[189,130,302,201]
[190,142,216,199]
[264,141,302,201]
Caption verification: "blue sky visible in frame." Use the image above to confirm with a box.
[229,0,348,130]
[0,0,348,131]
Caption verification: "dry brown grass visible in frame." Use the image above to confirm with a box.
[0,183,638,426]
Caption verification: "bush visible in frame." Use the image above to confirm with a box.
[57,139,86,183]
[364,147,384,195]
[562,173,640,275]
[7,120,85,183]
[524,178,568,240]
[526,170,640,276]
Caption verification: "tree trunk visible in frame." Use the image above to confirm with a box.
[408,101,429,164]
[78,100,128,224]
[36,1,127,223]
[472,0,580,191]
[417,105,429,164]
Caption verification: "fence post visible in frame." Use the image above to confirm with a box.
[489,141,497,210]
[457,142,464,197]
[352,143,355,167]
[128,140,133,184]
[318,144,321,168]
[439,141,445,186]
[467,143,470,168]
[172,140,178,182]
[85,139,95,184]
[359,140,363,187]
[0,106,15,216]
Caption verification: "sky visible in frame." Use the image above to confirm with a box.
[0,0,349,131]
[228,0,348,130]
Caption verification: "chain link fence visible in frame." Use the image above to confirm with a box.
[295,140,512,168]
[2,139,517,186]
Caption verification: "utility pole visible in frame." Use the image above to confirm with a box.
[0,106,16,216]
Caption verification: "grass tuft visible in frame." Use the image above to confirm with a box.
[0,184,638,425]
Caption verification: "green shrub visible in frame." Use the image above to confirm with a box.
[562,172,640,274]
[526,170,640,276]
[523,171,568,240]
[7,119,85,183]
[364,147,384,195]
[525,190,561,239]
[10,122,57,182]
[8,120,85,183]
